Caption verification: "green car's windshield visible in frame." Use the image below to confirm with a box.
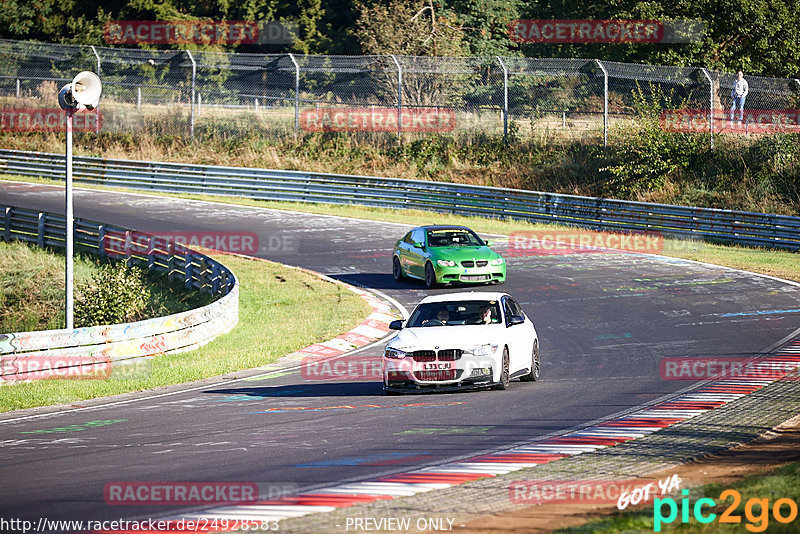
[407,301,502,327]
[427,229,485,247]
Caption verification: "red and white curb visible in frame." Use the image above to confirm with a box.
[97,340,800,533]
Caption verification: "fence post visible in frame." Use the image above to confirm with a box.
[16,78,20,98]
[496,56,509,143]
[700,68,714,150]
[390,55,402,138]
[90,46,101,134]
[288,53,300,133]
[594,59,608,148]
[185,50,196,141]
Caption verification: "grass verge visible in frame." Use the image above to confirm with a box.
[0,253,371,412]
[555,462,800,533]
[0,240,214,332]
[2,174,798,283]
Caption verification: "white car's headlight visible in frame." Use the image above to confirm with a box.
[465,344,498,357]
[437,259,456,267]
[384,347,407,359]
[490,257,504,266]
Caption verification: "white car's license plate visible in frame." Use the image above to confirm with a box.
[422,362,452,370]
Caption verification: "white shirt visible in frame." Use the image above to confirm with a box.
[731,78,749,98]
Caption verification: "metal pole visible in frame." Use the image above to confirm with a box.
[700,68,714,150]
[65,109,74,330]
[288,54,300,132]
[390,55,402,137]
[496,57,508,143]
[137,87,141,109]
[90,46,101,134]
[594,59,608,148]
[16,79,20,98]
[186,50,196,141]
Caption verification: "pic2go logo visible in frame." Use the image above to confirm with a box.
[654,489,798,532]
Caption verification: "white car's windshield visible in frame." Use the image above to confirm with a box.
[407,300,502,327]
[427,229,484,247]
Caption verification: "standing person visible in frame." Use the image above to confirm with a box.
[730,71,749,125]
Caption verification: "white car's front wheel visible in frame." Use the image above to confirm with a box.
[520,339,540,382]
[493,347,510,390]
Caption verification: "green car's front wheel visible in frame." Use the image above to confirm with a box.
[392,256,404,282]
[425,262,438,289]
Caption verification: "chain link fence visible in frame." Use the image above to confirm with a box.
[2,38,799,145]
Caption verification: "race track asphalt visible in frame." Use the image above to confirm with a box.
[1,182,799,527]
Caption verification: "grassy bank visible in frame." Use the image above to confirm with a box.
[555,461,800,533]
[0,252,371,412]
[1,124,798,215]
[0,240,213,333]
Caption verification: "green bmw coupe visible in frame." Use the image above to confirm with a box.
[392,225,506,288]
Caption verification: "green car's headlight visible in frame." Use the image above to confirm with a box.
[437,259,456,267]
[384,347,407,359]
[490,257,504,266]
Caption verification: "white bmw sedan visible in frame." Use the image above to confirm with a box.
[383,292,539,394]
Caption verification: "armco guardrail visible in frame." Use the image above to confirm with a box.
[1,148,799,251]
[0,204,238,383]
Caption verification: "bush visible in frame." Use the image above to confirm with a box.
[75,262,150,327]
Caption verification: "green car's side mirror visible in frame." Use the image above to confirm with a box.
[485,240,493,247]
[413,242,425,249]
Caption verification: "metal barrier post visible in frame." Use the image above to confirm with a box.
[186,50,196,140]
[594,59,608,148]
[496,57,509,143]
[700,68,714,150]
[288,53,300,133]
[390,55,402,137]
[3,207,10,241]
